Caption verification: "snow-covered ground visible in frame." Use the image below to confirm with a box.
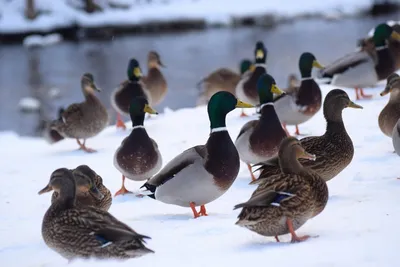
[0,78,399,266]
[0,0,370,34]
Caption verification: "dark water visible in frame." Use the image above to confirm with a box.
[0,14,399,136]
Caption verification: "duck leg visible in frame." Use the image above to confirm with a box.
[294,125,300,135]
[199,205,208,216]
[247,164,257,181]
[274,236,280,242]
[116,113,127,130]
[76,139,96,153]
[240,109,248,117]
[287,218,310,243]
[190,202,201,218]
[114,175,133,196]
[359,88,373,99]
[282,123,291,137]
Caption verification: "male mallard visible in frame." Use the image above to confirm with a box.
[111,58,151,130]
[273,52,324,135]
[236,41,268,117]
[114,96,161,196]
[140,92,253,218]
[43,107,65,144]
[252,89,363,184]
[38,168,153,260]
[196,59,254,105]
[234,137,328,243]
[40,165,112,211]
[319,23,400,100]
[378,73,400,137]
[393,119,400,156]
[142,51,167,107]
[50,73,109,153]
[235,73,286,181]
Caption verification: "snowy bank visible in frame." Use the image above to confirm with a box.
[0,80,400,267]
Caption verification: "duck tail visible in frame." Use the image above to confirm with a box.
[139,183,156,199]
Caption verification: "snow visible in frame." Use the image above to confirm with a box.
[0,0,371,34]
[22,33,63,47]
[17,97,41,112]
[1,77,400,266]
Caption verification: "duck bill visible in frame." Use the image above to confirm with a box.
[92,83,101,92]
[89,187,104,200]
[38,184,53,195]
[312,60,324,69]
[249,64,256,72]
[134,67,142,78]
[347,101,363,109]
[300,151,317,161]
[256,50,264,59]
[380,87,390,96]
[271,84,284,95]
[236,100,254,108]
[158,59,166,68]
[143,104,158,115]
[391,31,400,41]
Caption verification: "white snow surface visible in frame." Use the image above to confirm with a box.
[0,0,370,33]
[1,79,400,266]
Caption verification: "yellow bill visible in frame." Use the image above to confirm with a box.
[249,64,256,72]
[271,84,284,95]
[312,60,324,69]
[256,50,264,59]
[236,100,254,108]
[134,67,142,77]
[391,31,400,41]
[143,104,158,114]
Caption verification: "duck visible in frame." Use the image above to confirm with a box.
[111,58,151,130]
[273,52,324,135]
[378,73,400,137]
[235,73,287,181]
[285,74,300,94]
[252,89,363,184]
[43,107,65,144]
[196,59,254,105]
[40,165,112,211]
[393,119,400,156]
[235,41,268,117]
[50,73,109,153]
[114,96,162,196]
[142,51,168,107]
[140,91,254,218]
[318,23,400,100]
[234,137,328,243]
[38,168,153,260]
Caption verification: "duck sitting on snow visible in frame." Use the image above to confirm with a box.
[140,91,254,218]
[235,73,286,181]
[50,73,109,153]
[234,137,328,243]
[114,96,161,196]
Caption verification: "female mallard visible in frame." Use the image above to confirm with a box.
[111,58,151,130]
[140,92,253,218]
[393,119,400,156]
[234,137,328,243]
[236,41,268,117]
[40,165,112,211]
[43,107,65,144]
[196,59,254,105]
[38,168,153,260]
[142,51,167,107]
[273,52,324,135]
[379,73,400,137]
[319,23,400,100]
[235,73,286,181]
[114,96,161,196]
[50,73,109,153]
[252,89,362,184]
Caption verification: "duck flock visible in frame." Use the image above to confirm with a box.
[37,21,400,261]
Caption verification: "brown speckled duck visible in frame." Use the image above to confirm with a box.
[234,137,328,243]
[39,168,153,261]
[142,51,167,107]
[114,96,162,196]
[378,73,400,137]
[140,92,253,218]
[50,73,109,153]
[235,74,287,181]
[252,89,363,184]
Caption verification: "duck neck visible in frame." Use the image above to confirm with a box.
[324,106,346,135]
[259,103,280,124]
[209,112,227,130]
[53,180,76,211]
[279,154,304,174]
[130,114,145,128]
[389,90,400,103]
[300,68,312,80]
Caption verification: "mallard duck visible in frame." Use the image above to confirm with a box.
[273,52,324,135]
[378,73,400,137]
[40,165,112,211]
[236,41,268,117]
[140,91,253,218]
[318,23,400,100]
[196,59,254,105]
[252,89,363,184]
[111,58,151,130]
[285,74,300,94]
[142,51,167,107]
[114,96,161,196]
[38,168,153,260]
[50,73,109,153]
[43,107,65,144]
[393,119,400,156]
[235,73,287,181]
[234,137,328,243]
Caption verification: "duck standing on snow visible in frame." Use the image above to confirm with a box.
[111,59,151,130]
[273,52,324,135]
[234,137,328,243]
[39,168,153,260]
[392,119,400,156]
[252,89,363,184]
[50,73,109,153]
[140,92,253,218]
[196,59,254,105]
[235,41,268,117]
[114,96,161,196]
[142,51,168,107]
[378,73,400,138]
[235,74,287,181]
[318,23,400,100]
